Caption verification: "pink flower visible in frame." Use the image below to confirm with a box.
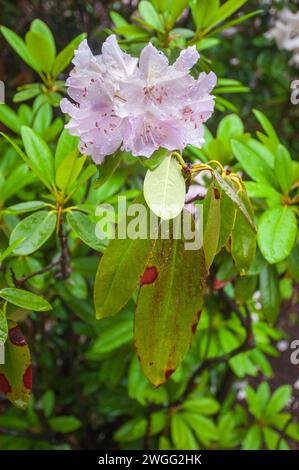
[61,35,216,163]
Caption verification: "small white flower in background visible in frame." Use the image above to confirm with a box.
[266,9,299,68]
[61,35,216,163]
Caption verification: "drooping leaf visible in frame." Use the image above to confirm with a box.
[94,196,153,319]
[10,211,57,256]
[217,189,236,251]
[231,191,256,274]
[203,186,221,269]
[0,288,52,312]
[214,171,256,232]
[0,321,32,409]
[143,155,186,220]
[134,211,207,386]
[257,206,297,264]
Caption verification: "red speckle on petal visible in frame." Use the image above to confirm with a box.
[9,326,26,346]
[23,364,32,390]
[165,369,175,380]
[0,373,12,394]
[140,266,158,285]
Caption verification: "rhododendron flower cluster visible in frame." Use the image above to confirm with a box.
[266,9,299,68]
[61,35,216,163]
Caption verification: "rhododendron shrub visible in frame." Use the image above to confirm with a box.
[0,0,299,452]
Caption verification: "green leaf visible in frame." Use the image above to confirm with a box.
[55,150,86,191]
[263,427,280,450]
[171,414,198,450]
[206,0,248,32]
[48,416,81,433]
[10,211,57,256]
[0,238,26,267]
[253,109,280,147]
[0,26,40,72]
[260,265,280,323]
[5,201,47,215]
[190,0,219,29]
[13,87,40,103]
[0,309,8,343]
[143,155,186,220]
[257,206,297,264]
[217,113,244,139]
[182,412,217,445]
[203,186,221,269]
[67,211,106,252]
[138,1,164,32]
[0,321,32,409]
[114,417,147,443]
[0,288,52,312]
[41,390,55,418]
[183,397,220,415]
[242,425,262,450]
[94,195,153,319]
[110,11,128,28]
[214,171,256,232]
[21,126,55,189]
[287,245,299,283]
[94,150,123,188]
[25,31,55,73]
[265,385,292,418]
[231,191,256,274]
[232,140,277,187]
[52,33,86,78]
[134,212,207,386]
[217,189,236,251]
[33,102,52,135]
[274,145,293,195]
[55,129,79,170]
[139,148,168,170]
[30,19,56,58]
[0,104,22,134]
[245,182,280,199]
[88,317,133,357]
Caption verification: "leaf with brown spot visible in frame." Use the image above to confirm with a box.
[0,321,31,409]
[134,211,207,386]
